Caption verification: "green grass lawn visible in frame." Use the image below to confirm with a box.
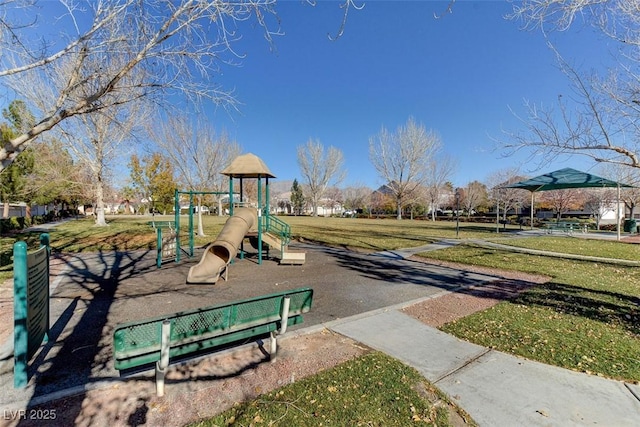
[189,352,475,427]
[420,243,640,383]
[486,235,640,261]
[0,215,232,282]
[284,215,501,249]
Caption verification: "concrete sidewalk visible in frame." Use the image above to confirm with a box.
[329,309,640,427]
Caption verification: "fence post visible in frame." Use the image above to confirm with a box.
[157,227,163,268]
[13,242,28,388]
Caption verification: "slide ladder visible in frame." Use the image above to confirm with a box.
[262,215,305,265]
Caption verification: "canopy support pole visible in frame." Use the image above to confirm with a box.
[617,184,621,241]
[530,192,534,230]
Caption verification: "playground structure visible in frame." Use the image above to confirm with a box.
[186,153,305,284]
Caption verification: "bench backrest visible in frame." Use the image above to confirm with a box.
[148,221,175,229]
[113,287,313,370]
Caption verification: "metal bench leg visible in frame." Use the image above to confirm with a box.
[269,331,277,361]
[279,297,291,335]
[156,320,171,397]
[269,296,291,362]
[156,363,167,397]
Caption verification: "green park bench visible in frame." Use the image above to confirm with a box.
[113,287,313,396]
[147,220,175,230]
[545,221,587,235]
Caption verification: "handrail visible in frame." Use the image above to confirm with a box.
[264,214,291,247]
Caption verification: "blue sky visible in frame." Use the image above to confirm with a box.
[4,1,612,190]
[204,0,610,189]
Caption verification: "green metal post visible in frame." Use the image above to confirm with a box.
[39,234,50,341]
[258,176,262,265]
[189,192,194,257]
[228,177,234,216]
[265,177,270,232]
[175,189,181,262]
[265,177,270,218]
[13,241,28,388]
[265,177,270,258]
[157,227,162,268]
[39,233,50,251]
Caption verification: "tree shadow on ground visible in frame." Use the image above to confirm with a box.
[18,336,297,427]
[321,245,502,291]
[512,282,640,336]
[17,249,155,427]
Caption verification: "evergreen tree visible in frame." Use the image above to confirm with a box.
[1,102,35,218]
[290,179,305,216]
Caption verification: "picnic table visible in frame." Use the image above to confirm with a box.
[545,221,587,235]
[147,220,175,230]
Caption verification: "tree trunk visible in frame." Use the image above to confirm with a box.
[396,199,402,220]
[2,201,8,218]
[95,172,108,226]
[197,198,206,237]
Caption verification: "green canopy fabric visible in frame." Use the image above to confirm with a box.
[503,167,635,240]
[504,168,634,192]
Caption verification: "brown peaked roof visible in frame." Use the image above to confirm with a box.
[221,153,276,178]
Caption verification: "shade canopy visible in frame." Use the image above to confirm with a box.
[504,168,633,192]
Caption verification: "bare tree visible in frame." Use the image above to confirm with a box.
[462,180,488,218]
[369,117,441,220]
[59,102,142,226]
[621,176,640,219]
[342,184,372,213]
[486,169,530,222]
[0,0,359,172]
[538,188,582,221]
[584,188,617,230]
[322,187,343,216]
[424,154,456,221]
[404,185,427,220]
[149,113,241,235]
[502,1,640,170]
[599,163,640,219]
[297,139,345,216]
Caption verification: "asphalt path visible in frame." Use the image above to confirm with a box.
[0,241,502,407]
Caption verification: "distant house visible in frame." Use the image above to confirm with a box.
[3,202,51,218]
[274,192,293,215]
[315,198,343,216]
